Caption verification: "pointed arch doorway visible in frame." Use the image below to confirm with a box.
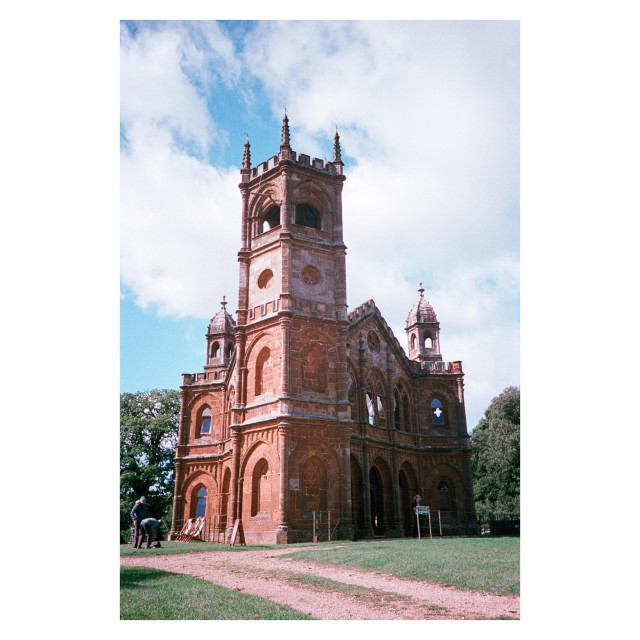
[369,467,384,535]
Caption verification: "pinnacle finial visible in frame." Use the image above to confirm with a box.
[242,137,251,169]
[281,111,291,149]
[418,282,424,298]
[221,295,227,309]
[333,128,342,164]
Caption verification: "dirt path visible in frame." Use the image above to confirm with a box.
[120,547,519,620]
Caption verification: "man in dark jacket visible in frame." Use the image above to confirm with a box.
[131,496,147,548]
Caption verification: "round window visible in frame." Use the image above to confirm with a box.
[301,265,322,285]
[257,269,273,289]
[367,331,380,353]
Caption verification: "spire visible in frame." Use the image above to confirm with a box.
[281,112,291,149]
[333,127,343,164]
[242,136,251,169]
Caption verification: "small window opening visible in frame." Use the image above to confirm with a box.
[260,206,280,233]
[200,408,212,434]
[294,203,321,230]
[195,486,207,517]
[431,398,444,425]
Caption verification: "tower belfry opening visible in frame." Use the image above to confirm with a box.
[171,117,476,544]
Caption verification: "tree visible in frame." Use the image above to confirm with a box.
[471,386,520,525]
[120,389,180,539]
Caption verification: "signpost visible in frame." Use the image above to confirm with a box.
[414,505,432,540]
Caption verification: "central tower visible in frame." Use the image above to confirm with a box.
[228,116,353,542]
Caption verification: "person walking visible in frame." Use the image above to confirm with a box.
[140,518,163,549]
[131,496,147,548]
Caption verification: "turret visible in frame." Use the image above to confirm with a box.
[405,283,442,362]
[205,296,236,370]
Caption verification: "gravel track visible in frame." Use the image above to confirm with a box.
[120,547,519,620]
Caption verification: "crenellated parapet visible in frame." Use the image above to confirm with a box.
[410,360,464,375]
[241,151,344,183]
[181,371,227,386]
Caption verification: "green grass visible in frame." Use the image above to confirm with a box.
[120,566,313,620]
[280,537,520,595]
[120,536,519,598]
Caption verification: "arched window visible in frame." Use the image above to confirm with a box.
[425,337,433,349]
[199,407,212,435]
[301,457,327,511]
[365,375,386,426]
[225,344,233,359]
[402,390,411,431]
[195,486,207,517]
[438,480,451,511]
[227,388,235,427]
[393,390,400,428]
[294,203,321,230]
[347,372,357,420]
[431,398,444,426]
[258,206,280,234]
[251,459,270,517]
[255,347,271,396]
[411,334,417,351]
[393,384,411,431]
[301,345,326,392]
[366,393,376,425]
[211,342,221,358]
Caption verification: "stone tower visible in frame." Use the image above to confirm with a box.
[226,115,353,542]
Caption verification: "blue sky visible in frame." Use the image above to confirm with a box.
[120,20,520,430]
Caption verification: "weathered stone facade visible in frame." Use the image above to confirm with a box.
[170,117,476,544]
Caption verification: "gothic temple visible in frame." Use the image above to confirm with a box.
[170,117,476,543]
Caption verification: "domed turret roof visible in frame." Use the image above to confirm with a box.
[208,296,236,335]
[406,283,438,326]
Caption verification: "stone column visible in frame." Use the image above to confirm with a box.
[226,427,242,542]
[280,166,291,232]
[276,422,291,543]
[390,453,403,537]
[280,315,292,398]
[339,433,354,540]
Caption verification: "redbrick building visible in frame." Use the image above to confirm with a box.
[170,117,476,543]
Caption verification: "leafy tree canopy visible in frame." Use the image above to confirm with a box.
[120,389,180,535]
[471,385,520,523]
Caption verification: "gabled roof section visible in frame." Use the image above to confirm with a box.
[347,299,409,365]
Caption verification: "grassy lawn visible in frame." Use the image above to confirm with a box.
[121,566,313,620]
[120,536,519,604]
[281,537,520,595]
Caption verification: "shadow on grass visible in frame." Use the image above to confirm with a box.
[121,566,171,589]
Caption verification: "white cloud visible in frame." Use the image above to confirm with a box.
[120,20,519,427]
[120,22,242,317]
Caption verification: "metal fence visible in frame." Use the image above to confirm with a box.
[150,511,519,545]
